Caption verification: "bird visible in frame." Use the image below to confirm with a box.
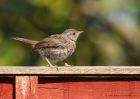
[12,29,83,67]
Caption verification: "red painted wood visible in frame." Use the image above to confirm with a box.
[0,77,14,99]
[38,78,140,99]
[30,76,38,99]
[1,76,140,99]
[15,76,38,99]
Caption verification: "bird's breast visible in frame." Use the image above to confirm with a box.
[38,43,76,63]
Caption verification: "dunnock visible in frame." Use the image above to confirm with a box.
[12,29,83,67]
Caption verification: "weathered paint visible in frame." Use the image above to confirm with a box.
[0,76,140,99]
[38,77,140,99]
[15,76,38,99]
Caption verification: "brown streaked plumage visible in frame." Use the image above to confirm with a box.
[12,29,83,67]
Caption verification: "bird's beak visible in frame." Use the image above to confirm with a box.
[79,31,84,34]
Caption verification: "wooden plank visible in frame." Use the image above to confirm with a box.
[15,76,38,99]
[38,78,140,99]
[0,77,14,99]
[0,66,140,75]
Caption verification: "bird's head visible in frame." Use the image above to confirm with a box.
[62,29,83,41]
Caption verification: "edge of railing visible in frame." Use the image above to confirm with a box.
[0,66,140,75]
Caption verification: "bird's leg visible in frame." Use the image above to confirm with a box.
[64,63,71,67]
[45,58,53,67]
[45,58,58,70]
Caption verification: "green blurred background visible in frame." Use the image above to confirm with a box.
[0,0,140,66]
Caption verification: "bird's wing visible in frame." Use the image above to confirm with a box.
[33,35,66,49]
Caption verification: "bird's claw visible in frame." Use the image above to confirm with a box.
[64,63,71,67]
[50,65,59,70]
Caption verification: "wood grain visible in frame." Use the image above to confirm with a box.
[15,76,38,99]
[0,66,140,75]
[38,80,140,99]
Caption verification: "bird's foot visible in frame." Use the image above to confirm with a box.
[50,65,58,71]
[45,58,58,70]
[64,63,72,67]
[46,64,58,70]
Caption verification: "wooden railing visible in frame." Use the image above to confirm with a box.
[0,66,140,99]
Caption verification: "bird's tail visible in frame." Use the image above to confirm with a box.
[12,37,38,45]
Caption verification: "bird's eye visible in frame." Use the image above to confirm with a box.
[73,33,76,35]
